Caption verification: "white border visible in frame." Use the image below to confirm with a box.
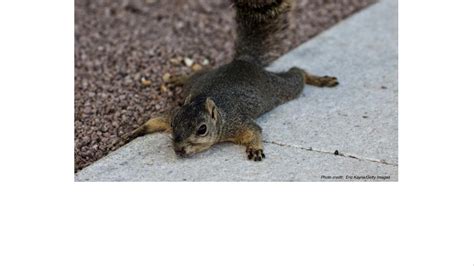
[0,0,473,265]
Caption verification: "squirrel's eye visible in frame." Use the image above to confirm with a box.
[196,124,207,136]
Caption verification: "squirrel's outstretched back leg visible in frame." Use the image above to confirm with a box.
[270,67,338,102]
[168,68,210,87]
[224,119,265,161]
[290,67,339,87]
[283,67,339,88]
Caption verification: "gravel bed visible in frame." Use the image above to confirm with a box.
[75,0,375,171]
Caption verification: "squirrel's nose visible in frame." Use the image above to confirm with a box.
[174,147,186,157]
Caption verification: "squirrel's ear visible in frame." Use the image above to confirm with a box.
[205,97,217,120]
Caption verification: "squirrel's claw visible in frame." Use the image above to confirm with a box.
[246,148,265,161]
[322,76,339,87]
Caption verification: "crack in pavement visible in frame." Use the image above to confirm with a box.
[263,140,398,166]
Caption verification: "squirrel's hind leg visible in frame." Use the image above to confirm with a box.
[168,68,210,87]
[122,115,171,143]
[289,67,339,88]
[226,120,265,161]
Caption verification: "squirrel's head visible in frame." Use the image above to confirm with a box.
[170,97,221,157]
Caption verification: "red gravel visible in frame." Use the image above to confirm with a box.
[75,0,375,171]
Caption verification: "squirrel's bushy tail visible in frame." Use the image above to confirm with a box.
[232,0,293,66]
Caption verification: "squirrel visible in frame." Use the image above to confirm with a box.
[124,0,338,161]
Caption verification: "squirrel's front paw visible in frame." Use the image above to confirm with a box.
[246,147,265,161]
[121,128,143,143]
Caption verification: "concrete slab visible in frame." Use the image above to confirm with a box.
[76,134,397,182]
[76,0,398,181]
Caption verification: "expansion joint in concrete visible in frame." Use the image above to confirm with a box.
[263,140,398,166]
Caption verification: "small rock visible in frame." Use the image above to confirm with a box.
[160,84,169,93]
[176,21,184,29]
[124,76,133,85]
[202,58,210,65]
[184,57,194,67]
[334,150,339,155]
[191,63,203,72]
[82,136,91,145]
[140,77,152,87]
[169,57,182,66]
[133,73,141,81]
[162,72,171,82]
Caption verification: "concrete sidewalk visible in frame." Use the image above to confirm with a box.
[76,0,398,181]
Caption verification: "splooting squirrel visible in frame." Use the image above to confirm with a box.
[124,0,338,161]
